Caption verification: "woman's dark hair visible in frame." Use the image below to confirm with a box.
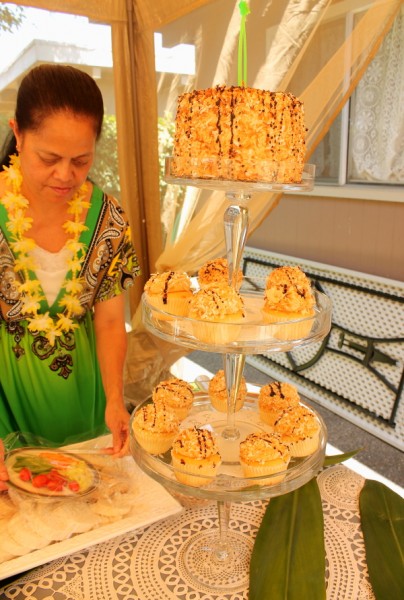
[1,64,104,168]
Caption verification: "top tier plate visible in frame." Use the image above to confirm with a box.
[165,157,315,193]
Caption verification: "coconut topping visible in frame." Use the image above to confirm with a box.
[209,369,247,403]
[258,381,300,410]
[153,377,194,408]
[144,271,193,301]
[172,427,221,460]
[133,402,179,433]
[264,266,315,313]
[274,405,319,440]
[188,284,244,320]
[239,432,290,464]
[198,257,243,288]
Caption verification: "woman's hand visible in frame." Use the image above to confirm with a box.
[104,401,130,457]
[94,294,131,458]
[0,439,9,491]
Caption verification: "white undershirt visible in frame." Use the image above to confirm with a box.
[30,246,73,305]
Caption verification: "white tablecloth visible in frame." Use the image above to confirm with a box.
[0,464,375,600]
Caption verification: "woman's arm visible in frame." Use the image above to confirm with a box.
[94,294,130,456]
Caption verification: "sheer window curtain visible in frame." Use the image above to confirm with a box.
[348,5,404,183]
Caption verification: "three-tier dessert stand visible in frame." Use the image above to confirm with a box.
[130,158,332,592]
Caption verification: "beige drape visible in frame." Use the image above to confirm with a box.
[156,0,403,274]
[9,0,401,294]
[5,0,403,400]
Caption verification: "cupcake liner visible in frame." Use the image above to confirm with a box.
[146,293,192,319]
[171,453,221,487]
[240,458,290,486]
[261,309,315,341]
[191,320,242,345]
[133,427,176,455]
[287,432,320,457]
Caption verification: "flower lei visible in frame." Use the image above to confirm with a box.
[1,154,90,346]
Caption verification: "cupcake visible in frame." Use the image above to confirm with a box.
[171,427,222,487]
[239,432,291,485]
[144,270,194,316]
[258,381,300,427]
[152,377,194,420]
[274,405,320,457]
[188,283,244,344]
[208,369,247,412]
[198,257,243,290]
[132,402,179,455]
[262,266,315,340]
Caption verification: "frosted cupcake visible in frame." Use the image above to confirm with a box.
[132,402,179,455]
[152,377,194,420]
[258,381,300,427]
[198,257,243,290]
[274,405,320,457]
[171,427,222,487]
[262,266,315,340]
[144,270,194,316]
[239,432,291,485]
[188,283,244,344]
[208,369,247,412]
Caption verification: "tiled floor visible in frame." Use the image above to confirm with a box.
[186,350,404,491]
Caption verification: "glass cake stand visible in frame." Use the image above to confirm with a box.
[130,389,328,592]
[130,161,330,592]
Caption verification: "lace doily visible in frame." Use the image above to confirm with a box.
[0,465,375,600]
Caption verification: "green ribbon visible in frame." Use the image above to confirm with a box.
[238,0,250,87]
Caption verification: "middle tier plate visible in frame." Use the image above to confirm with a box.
[142,283,332,354]
[130,392,328,503]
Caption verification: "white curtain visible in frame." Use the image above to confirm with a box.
[348,6,404,183]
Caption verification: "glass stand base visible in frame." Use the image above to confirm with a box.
[215,420,264,464]
[180,530,252,591]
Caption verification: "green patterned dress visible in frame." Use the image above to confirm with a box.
[0,185,140,445]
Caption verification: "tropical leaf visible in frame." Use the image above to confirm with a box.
[360,480,404,600]
[249,477,326,599]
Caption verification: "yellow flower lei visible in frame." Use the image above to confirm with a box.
[1,154,90,346]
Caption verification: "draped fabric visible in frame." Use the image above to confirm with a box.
[5,0,403,397]
[155,0,403,275]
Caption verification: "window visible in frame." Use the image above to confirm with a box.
[312,6,404,188]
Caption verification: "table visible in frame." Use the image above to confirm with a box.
[0,464,376,600]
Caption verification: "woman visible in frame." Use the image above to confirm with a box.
[0,65,140,489]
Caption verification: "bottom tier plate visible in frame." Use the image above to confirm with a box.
[130,392,327,503]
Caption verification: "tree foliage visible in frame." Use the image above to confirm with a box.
[0,4,25,33]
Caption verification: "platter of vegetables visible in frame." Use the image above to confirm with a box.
[5,448,99,498]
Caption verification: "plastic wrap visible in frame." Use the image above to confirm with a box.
[0,435,141,564]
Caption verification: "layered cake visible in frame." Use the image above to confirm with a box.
[171,426,222,487]
[188,283,244,344]
[144,271,194,316]
[239,432,291,485]
[152,377,194,420]
[171,85,307,183]
[198,257,243,290]
[208,368,247,412]
[274,404,320,457]
[132,402,179,455]
[258,381,300,426]
[262,265,315,340]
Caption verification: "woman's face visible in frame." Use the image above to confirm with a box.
[11,110,97,205]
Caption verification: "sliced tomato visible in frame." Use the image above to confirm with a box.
[68,481,80,493]
[18,467,32,482]
[32,473,50,488]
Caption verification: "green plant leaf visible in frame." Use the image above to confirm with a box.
[360,480,404,600]
[249,477,326,599]
[323,448,361,466]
